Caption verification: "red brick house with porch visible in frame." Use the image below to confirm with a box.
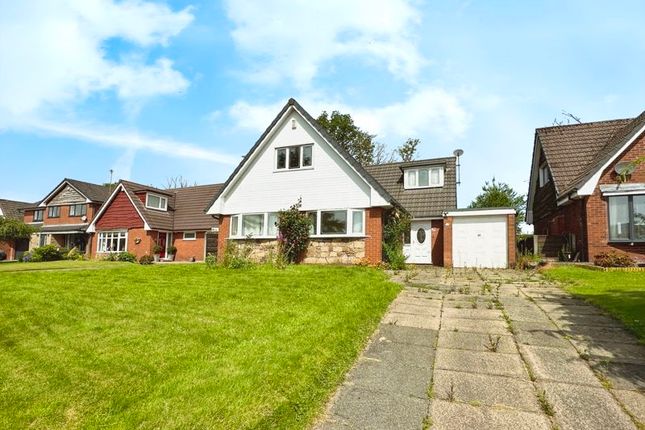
[0,198,33,260]
[527,111,645,263]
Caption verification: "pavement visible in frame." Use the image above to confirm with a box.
[315,268,645,430]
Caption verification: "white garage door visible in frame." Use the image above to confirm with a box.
[452,215,508,268]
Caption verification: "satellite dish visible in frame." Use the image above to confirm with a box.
[453,149,464,157]
[615,161,636,175]
[81,215,88,222]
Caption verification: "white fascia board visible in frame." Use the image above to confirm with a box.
[576,123,645,196]
[600,183,645,196]
[444,208,516,217]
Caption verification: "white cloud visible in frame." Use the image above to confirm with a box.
[0,0,193,115]
[227,89,470,147]
[20,118,240,166]
[224,0,425,88]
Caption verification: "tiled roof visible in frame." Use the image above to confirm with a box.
[120,181,175,231]
[64,178,111,202]
[365,157,457,218]
[0,199,32,220]
[536,112,645,195]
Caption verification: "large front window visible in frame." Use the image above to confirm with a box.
[321,211,347,234]
[242,214,264,236]
[608,195,645,241]
[97,231,127,252]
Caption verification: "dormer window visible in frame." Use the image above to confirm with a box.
[539,164,550,187]
[146,193,168,211]
[404,167,444,189]
[276,144,313,170]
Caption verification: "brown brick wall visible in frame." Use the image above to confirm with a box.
[217,215,230,262]
[431,219,444,266]
[443,216,453,267]
[364,207,383,264]
[586,132,645,263]
[507,213,517,268]
[173,231,206,261]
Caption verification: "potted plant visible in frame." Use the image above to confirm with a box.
[167,245,177,261]
[152,244,162,262]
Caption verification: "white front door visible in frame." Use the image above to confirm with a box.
[407,221,432,264]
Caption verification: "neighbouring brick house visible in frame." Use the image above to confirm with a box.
[527,111,645,264]
[205,98,516,268]
[0,198,33,260]
[87,181,221,261]
[21,179,111,255]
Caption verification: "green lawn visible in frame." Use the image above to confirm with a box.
[0,260,123,272]
[0,264,400,429]
[543,266,645,341]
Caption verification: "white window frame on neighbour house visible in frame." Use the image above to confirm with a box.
[404,167,444,189]
[33,209,43,222]
[275,144,313,171]
[229,209,365,239]
[69,203,87,217]
[608,195,645,242]
[97,231,128,253]
[145,193,168,211]
[48,206,60,218]
[183,231,196,240]
[539,164,551,187]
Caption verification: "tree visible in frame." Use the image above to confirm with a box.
[165,176,196,189]
[397,138,419,162]
[317,110,376,165]
[0,217,38,242]
[468,178,526,229]
[373,143,396,164]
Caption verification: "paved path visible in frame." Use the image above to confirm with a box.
[316,268,645,430]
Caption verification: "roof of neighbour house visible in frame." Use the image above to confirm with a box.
[365,157,457,218]
[170,184,223,231]
[40,224,88,233]
[536,111,645,196]
[64,178,112,203]
[0,199,33,220]
[205,98,398,213]
[101,180,220,231]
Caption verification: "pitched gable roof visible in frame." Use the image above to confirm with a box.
[120,181,175,231]
[0,199,32,220]
[205,98,398,214]
[40,178,111,205]
[365,158,457,218]
[535,111,645,197]
[170,184,222,231]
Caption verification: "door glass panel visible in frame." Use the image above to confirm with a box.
[416,228,426,244]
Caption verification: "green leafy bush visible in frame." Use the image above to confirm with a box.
[116,252,137,263]
[205,252,217,269]
[382,208,410,269]
[167,245,177,255]
[152,244,163,254]
[594,251,635,268]
[222,242,254,269]
[30,245,65,262]
[276,198,311,263]
[66,247,85,261]
[383,242,407,270]
[139,255,154,265]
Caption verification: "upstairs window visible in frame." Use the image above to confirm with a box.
[539,164,551,187]
[276,144,313,170]
[608,195,645,242]
[146,193,168,211]
[69,204,87,217]
[33,210,43,222]
[404,167,444,189]
[48,206,60,218]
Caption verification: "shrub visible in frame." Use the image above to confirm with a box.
[102,252,117,261]
[66,247,85,261]
[594,251,635,268]
[516,252,544,270]
[152,244,163,254]
[383,242,407,270]
[116,252,137,263]
[30,244,65,262]
[276,198,311,264]
[382,208,410,269]
[21,252,32,262]
[167,245,177,255]
[222,241,254,269]
[139,254,154,265]
[205,252,217,269]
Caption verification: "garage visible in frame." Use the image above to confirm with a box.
[445,209,516,268]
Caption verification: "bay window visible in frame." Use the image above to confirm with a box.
[608,195,645,241]
[321,210,347,234]
[97,231,127,253]
[242,214,264,236]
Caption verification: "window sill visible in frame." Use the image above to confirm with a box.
[607,240,645,244]
[273,167,314,173]
[404,185,443,190]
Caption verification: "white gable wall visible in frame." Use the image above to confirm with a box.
[216,109,386,214]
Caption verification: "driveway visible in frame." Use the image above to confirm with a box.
[316,268,645,430]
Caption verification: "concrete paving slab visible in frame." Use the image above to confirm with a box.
[538,303,604,315]
[559,325,640,344]
[394,295,443,308]
[504,306,553,323]
[375,324,437,347]
[363,337,434,370]
[347,355,432,398]
[430,399,551,430]
[548,313,624,329]
[441,298,494,309]
[389,302,442,316]
[382,312,440,330]
[612,389,645,424]
[442,307,504,321]
[515,328,572,349]
[569,338,645,364]
[519,344,600,386]
[440,318,509,335]
[433,369,541,412]
[541,381,636,430]
[514,320,561,332]
[438,330,516,354]
[435,348,527,378]
[329,387,428,430]
[590,360,645,390]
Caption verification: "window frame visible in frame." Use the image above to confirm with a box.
[403,167,444,189]
[539,164,550,187]
[33,210,43,222]
[69,203,87,217]
[275,144,314,171]
[145,193,168,211]
[96,231,128,253]
[183,231,197,241]
[607,194,645,243]
[47,206,60,218]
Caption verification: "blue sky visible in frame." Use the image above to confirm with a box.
[1,0,644,214]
